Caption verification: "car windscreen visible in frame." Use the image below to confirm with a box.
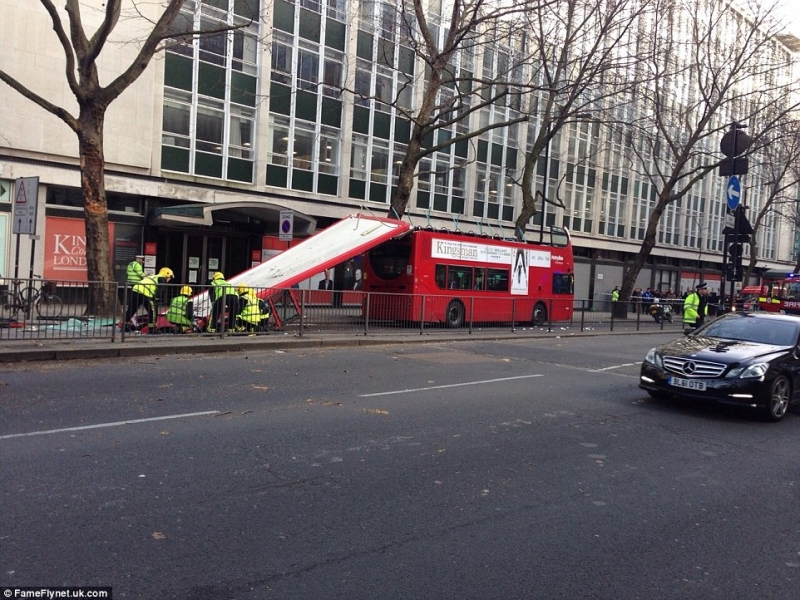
[701,317,800,346]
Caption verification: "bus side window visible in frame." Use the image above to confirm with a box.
[487,268,508,292]
[474,268,486,291]
[553,273,574,295]
[435,264,447,289]
[449,266,472,290]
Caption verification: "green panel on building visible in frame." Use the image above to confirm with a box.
[452,197,465,215]
[326,19,346,51]
[353,106,370,134]
[357,30,373,60]
[433,194,448,212]
[299,8,321,42]
[477,140,488,163]
[231,72,257,107]
[266,165,288,188]
[321,98,342,127]
[274,0,294,33]
[317,174,339,196]
[164,53,192,91]
[270,82,292,116]
[373,111,391,139]
[491,143,503,166]
[394,118,411,142]
[296,90,318,122]
[506,148,517,167]
[161,146,190,173]
[455,140,468,158]
[398,46,415,75]
[227,158,253,183]
[416,191,430,209]
[348,179,366,200]
[292,169,314,192]
[369,183,387,203]
[198,63,226,99]
[195,152,223,178]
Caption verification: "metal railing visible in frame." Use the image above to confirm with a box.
[0,278,686,341]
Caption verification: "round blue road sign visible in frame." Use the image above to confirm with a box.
[726,176,741,210]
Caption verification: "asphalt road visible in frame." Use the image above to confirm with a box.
[1,333,799,599]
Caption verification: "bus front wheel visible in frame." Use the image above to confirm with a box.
[532,302,547,327]
[446,300,465,328]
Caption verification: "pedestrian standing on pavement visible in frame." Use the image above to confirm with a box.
[126,267,174,332]
[123,255,145,308]
[209,272,241,332]
[683,282,709,334]
[611,286,620,303]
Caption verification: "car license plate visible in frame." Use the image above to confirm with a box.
[668,376,707,391]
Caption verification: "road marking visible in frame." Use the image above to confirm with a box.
[359,374,544,397]
[591,363,638,372]
[0,410,219,441]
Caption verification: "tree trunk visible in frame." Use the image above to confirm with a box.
[78,109,117,316]
[613,195,669,318]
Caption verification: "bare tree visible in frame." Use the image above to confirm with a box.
[345,0,540,221]
[515,0,655,240]
[742,117,800,279]
[0,0,195,314]
[613,0,800,316]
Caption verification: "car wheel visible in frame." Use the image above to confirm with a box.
[764,375,790,422]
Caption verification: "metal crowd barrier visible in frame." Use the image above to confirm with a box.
[0,277,685,341]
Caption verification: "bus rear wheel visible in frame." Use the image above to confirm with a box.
[532,302,547,327]
[446,300,465,328]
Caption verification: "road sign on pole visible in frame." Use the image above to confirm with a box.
[279,210,294,242]
[12,177,39,235]
[726,175,741,211]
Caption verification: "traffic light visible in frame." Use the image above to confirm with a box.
[719,125,751,176]
[727,242,744,282]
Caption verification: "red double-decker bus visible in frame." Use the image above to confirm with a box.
[362,227,575,327]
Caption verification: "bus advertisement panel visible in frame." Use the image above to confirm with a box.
[363,227,574,327]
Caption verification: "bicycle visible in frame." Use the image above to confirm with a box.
[0,275,63,320]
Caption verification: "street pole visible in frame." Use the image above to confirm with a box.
[729,121,742,312]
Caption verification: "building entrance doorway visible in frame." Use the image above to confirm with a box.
[157,230,253,286]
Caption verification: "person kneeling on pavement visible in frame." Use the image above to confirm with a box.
[166,286,195,333]
[236,286,271,332]
[126,267,174,333]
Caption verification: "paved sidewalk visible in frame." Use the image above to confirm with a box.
[0,323,672,364]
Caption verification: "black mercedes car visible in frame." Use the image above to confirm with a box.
[640,312,800,421]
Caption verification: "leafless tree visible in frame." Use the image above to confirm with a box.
[741,117,800,279]
[514,0,656,240]
[613,0,800,316]
[0,0,242,314]
[345,0,543,222]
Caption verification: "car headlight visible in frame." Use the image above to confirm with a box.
[645,348,663,367]
[727,362,769,379]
